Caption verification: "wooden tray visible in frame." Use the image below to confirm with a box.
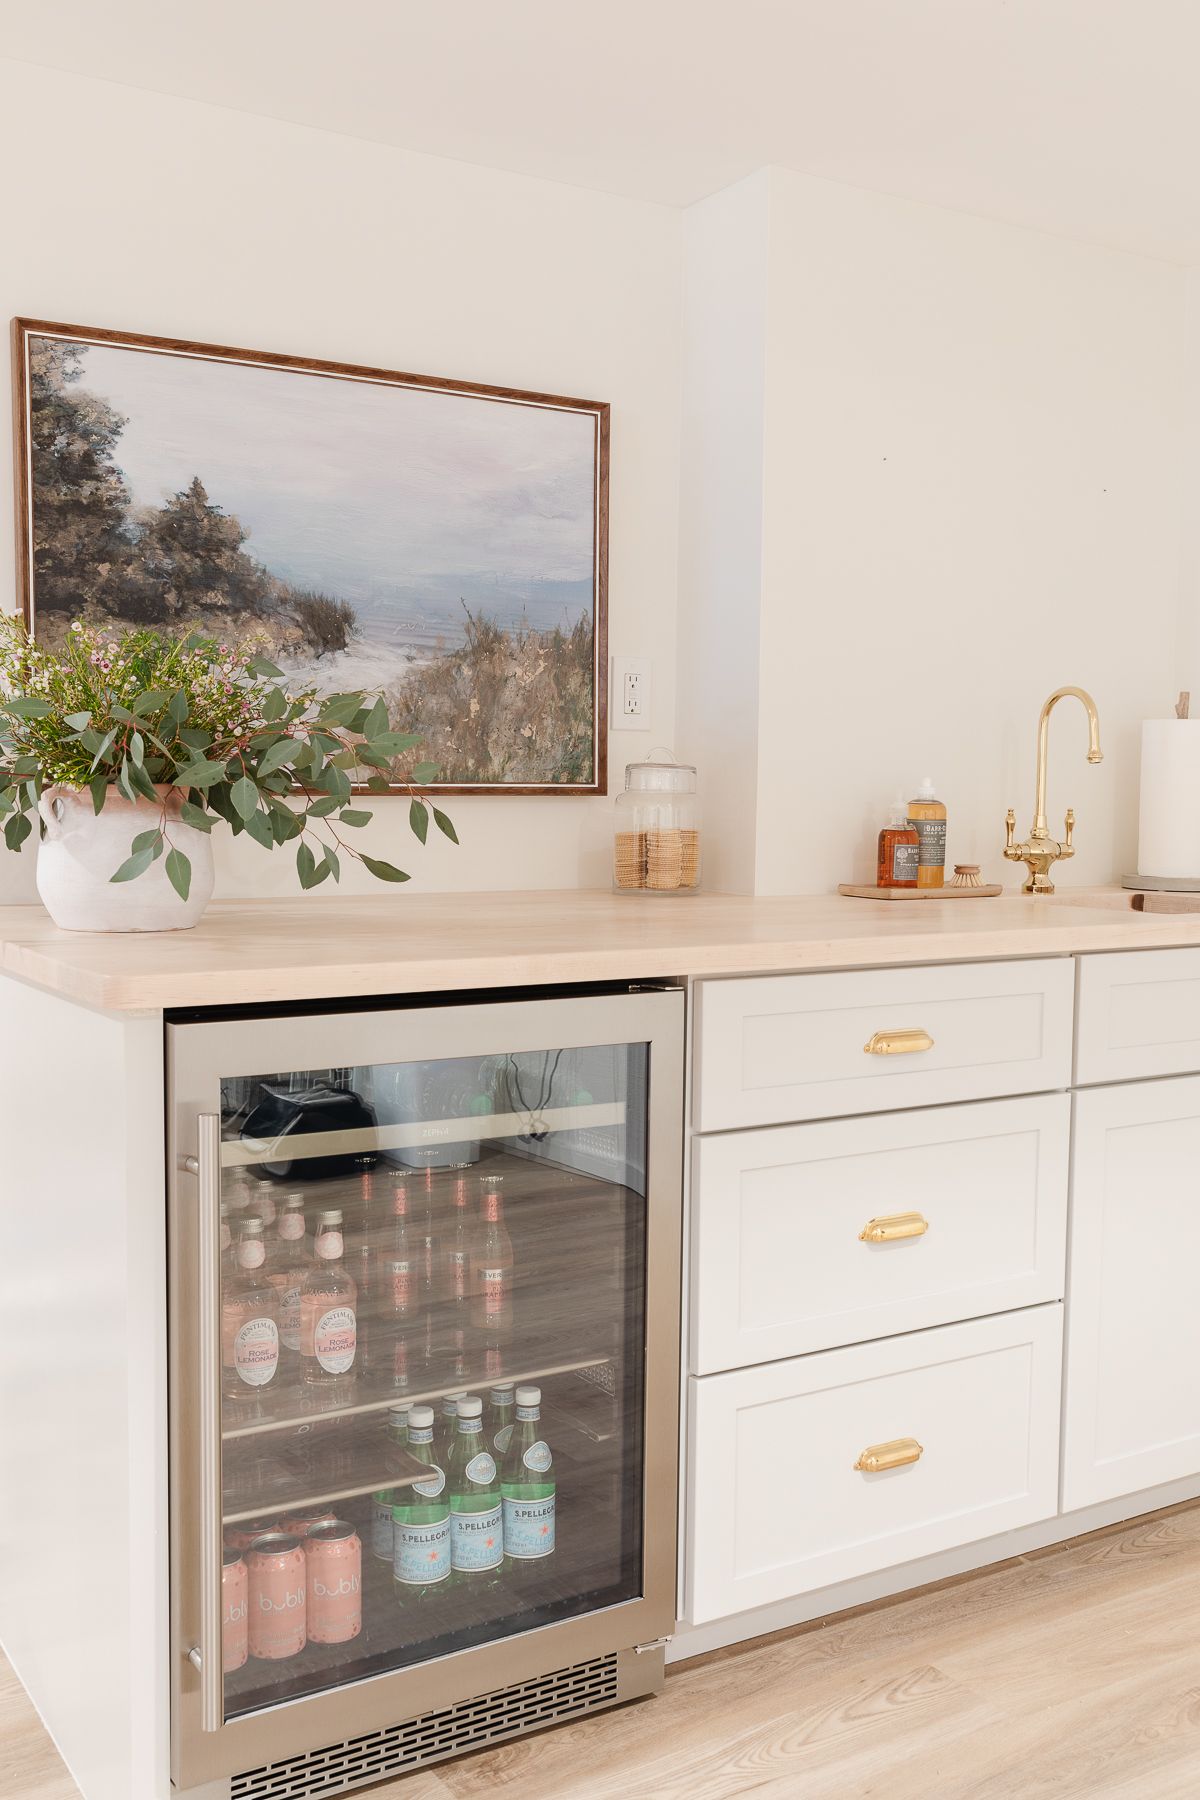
[838,882,1003,901]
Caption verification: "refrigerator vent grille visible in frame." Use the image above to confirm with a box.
[230,1653,620,1800]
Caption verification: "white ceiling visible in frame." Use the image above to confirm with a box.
[8,0,1200,262]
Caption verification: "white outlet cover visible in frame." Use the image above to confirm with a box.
[612,656,652,731]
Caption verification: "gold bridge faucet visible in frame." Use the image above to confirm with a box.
[1004,686,1103,894]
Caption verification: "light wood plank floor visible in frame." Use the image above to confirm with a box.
[9,1499,1200,1799]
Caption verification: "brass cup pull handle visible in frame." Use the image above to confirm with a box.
[863,1028,934,1056]
[859,1211,929,1244]
[854,1437,924,1474]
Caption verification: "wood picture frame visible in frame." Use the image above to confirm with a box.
[12,317,609,796]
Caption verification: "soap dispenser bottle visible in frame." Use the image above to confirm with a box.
[877,796,920,889]
[908,777,947,889]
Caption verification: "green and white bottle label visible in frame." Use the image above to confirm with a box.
[503,1495,555,1558]
[451,1506,502,1571]
[412,1466,445,1499]
[394,1517,450,1585]
[465,1451,496,1485]
[522,1441,552,1474]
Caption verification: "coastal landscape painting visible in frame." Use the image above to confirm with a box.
[12,320,609,792]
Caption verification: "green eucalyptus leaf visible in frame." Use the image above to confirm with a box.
[5,696,50,719]
[262,687,286,722]
[365,775,391,794]
[131,828,163,855]
[367,732,421,756]
[116,759,136,804]
[231,775,260,820]
[166,691,189,727]
[338,809,372,828]
[360,855,410,884]
[242,808,274,849]
[412,761,440,782]
[316,693,364,727]
[247,654,284,679]
[133,689,168,715]
[268,803,302,844]
[88,728,118,771]
[323,845,341,882]
[432,807,459,845]
[296,841,318,888]
[409,797,429,844]
[165,847,191,901]
[90,775,107,815]
[130,731,145,767]
[4,812,32,851]
[177,758,230,789]
[256,737,296,778]
[362,696,390,740]
[110,846,154,883]
[177,727,211,750]
[129,760,159,802]
[304,795,340,818]
[65,710,92,730]
[179,801,214,833]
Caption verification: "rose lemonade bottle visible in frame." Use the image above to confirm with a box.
[221,1217,281,1404]
[299,1209,358,1393]
[470,1175,513,1339]
[267,1194,309,1381]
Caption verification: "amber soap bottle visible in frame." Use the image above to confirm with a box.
[877,796,920,888]
[908,777,947,889]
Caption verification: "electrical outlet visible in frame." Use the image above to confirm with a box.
[612,656,652,730]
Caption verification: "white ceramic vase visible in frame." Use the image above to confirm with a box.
[35,785,216,932]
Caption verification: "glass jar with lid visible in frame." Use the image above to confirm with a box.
[612,751,701,895]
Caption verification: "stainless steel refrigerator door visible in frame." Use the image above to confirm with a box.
[168,989,683,1790]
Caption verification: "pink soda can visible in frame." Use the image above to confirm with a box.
[279,1509,338,1538]
[247,1533,306,1660]
[224,1517,281,1551]
[222,1547,248,1672]
[304,1520,362,1644]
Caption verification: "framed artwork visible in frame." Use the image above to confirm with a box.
[11,317,609,795]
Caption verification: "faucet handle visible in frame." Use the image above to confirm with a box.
[1064,807,1075,849]
[1005,808,1016,851]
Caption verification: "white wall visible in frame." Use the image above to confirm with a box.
[0,58,682,903]
[679,168,1186,893]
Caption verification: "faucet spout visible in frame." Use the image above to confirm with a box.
[1032,686,1103,839]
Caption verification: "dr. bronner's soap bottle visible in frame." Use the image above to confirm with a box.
[908,777,947,889]
[876,796,920,889]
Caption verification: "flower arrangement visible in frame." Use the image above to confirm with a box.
[0,616,456,901]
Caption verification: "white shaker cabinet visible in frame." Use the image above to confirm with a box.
[1062,1074,1200,1511]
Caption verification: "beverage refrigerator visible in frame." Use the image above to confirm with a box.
[166,987,684,1798]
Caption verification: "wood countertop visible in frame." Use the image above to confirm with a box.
[2,887,1200,1013]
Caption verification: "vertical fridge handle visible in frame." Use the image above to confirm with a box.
[192,1112,224,1732]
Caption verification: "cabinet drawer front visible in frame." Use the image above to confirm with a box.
[685,1306,1062,1624]
[1076,948,1200,1084]
[693,960,1074,1131]
[1063,1076,1200,1510]
[690,1094,1069,1373]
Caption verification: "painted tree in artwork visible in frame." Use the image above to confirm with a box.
[130,476,277,620]
[27,339,132,615]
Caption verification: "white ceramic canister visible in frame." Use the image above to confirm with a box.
[35,784,216,932]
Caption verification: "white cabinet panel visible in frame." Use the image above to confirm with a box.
[691,1094,1069,1373]
[1076,948,1200,1084]
[693,959,1074,1132]
[1063,1076,1200,1509]
[685,1306,1062,1623]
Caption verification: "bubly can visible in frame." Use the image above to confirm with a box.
[247,1533,306,1660]
[221,1547,248,1672]
[304,1521,362,1644]
[278,1509,338,1538]
[224,1517,280,1551]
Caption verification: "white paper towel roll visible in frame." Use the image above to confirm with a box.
[1138,720,1200,878]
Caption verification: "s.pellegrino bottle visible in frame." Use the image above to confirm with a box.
[446,1395,502,1576]
[371,1402,412,1563]
[392,1405,451,1594]
[501,1384,555,1563]
[488,1384,515,1456]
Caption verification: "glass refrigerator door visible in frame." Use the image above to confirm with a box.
[169,990,681,1782]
